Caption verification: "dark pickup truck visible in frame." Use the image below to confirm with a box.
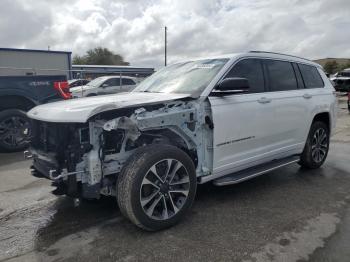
[0,75,70,152]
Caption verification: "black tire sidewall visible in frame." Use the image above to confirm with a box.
[0,109,30,152]
[121,145,197,231]
[301,121,329,169]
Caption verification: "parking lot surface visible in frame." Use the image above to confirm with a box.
[1,96,350,262]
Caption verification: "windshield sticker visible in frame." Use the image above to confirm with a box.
[193,64,216,69]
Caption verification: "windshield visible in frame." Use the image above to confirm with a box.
[133,58,229,95]
[338,71,350,77]
[87,77,108,87]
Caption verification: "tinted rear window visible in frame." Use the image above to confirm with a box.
[265,60,298,91]
[338,71,350,77]
[298,64,324,88]
[122,78,136,85]
[105,78,120,86]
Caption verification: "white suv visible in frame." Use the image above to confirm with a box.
[26,51,336,231]
[70,76,137,98]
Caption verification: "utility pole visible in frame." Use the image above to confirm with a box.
[164,26,167,66]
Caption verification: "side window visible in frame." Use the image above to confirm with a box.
[265,60,298,91]
[122,78,136,85]
[298,64,324,88]
[102,79,111,87]
[225,59,265,93]
[113,78,121,86]
[105,78,120,86]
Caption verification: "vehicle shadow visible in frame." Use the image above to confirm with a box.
[33,174,280,254]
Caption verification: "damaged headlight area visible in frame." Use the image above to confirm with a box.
[28,118,131,199]
[29,120,96,197]
[27,100,209,201]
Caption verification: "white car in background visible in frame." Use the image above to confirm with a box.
[70,76,137,98]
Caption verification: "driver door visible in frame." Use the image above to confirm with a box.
[99,78,121,95]
[209,58,274,176]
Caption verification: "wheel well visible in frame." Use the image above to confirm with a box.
[140,129,198,167]
[312,112,330,130]
[0,96,36,112]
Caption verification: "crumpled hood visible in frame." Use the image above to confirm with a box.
[27,92,191,123]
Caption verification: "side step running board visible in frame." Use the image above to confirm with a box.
[213,155,300,186]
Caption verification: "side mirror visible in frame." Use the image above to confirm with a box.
[101,83,108,88]
[216,77,250,92]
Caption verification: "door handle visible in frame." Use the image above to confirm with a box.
[303,93,312,99]
[257,97,271,104]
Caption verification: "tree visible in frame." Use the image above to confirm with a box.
[340,60,350,71]
[73,47,129,66]
[323,61,339,74]
[72,55,85,65]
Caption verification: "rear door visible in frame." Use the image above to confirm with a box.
[297,63,330,140]
[261,59,308,155]
[121,78,136,92]
[24,75,67,103]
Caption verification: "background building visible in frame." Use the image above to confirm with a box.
[0,48,155,81]
[71,64,154,80]
[0,48,72,79]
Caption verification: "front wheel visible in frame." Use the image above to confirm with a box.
[117,144,197,231]
[299,121,329,169]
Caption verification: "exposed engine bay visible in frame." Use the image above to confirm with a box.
[28,100,213,199]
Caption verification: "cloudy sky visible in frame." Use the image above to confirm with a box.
[0,0,349,67]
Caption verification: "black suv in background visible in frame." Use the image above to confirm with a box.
[331,69,350,92]
[0,75,69,152]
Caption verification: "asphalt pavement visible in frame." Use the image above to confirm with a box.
[0,96,350,262]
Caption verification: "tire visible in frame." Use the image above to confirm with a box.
[0,109,31,152]
[299,121,329,169]
[117,144,197,231]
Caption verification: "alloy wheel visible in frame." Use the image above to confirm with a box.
[311,127,328,163]
[140,159,190,220]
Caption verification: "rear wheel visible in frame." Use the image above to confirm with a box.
[117,144,197,231]
[299,121,329,169]
[0,109,31,152]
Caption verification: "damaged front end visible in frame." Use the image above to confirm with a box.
[27,100,213,199]
[27,120,97,197]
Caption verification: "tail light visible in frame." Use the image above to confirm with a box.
[54,81,71,99]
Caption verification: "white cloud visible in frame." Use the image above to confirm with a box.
[0,0,349,67]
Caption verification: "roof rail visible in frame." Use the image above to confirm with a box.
[248,51,312,62]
